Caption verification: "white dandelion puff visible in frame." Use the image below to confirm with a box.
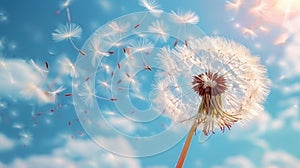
[52,23,86,56]
[139,0,163,17]
[153,37,270,167]
[171,10,199,25]
[52,23,82,41]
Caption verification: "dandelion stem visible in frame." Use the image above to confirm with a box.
[176,120,198,168]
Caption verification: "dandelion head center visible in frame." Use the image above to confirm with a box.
[192,71,227,96]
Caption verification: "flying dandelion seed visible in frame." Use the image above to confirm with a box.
[55,0,73,22]
[225,0,243,11]
[170,10,199,46]
[19,130,33,146]
[52,23,86,56]
[152,37,270,167]
[135,0,163,29]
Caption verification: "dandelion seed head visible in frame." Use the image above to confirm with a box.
[154,36,270,135]
[52,23,82,42]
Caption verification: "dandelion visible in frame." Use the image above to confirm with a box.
[52,23,86,56]
[153,37,270,167]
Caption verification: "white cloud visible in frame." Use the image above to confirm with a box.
[279,16,300,77]
[212,151,300,168]
[0,135,141,168]
[0,133,15,151]
[212,155,255,168]
[263,150,300,168]
[0,58,55,104]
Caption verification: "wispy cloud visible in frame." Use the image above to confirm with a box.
[0,134,141,168]
[279,16,300,78]
[0,133,15,151]
[263,150,300,168]
[212,155,255,168]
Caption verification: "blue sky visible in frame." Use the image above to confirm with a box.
[1,0,300,167]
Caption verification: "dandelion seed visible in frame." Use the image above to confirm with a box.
[78,82,117,107]
[134,0,163,29]
[52,23,85,56]
[47,85,65,99]
[171,10,199,25]
[153,37,270,167]
[108,21,130,33]
[87,36,109,66]
[12,122,24,129]
[19,130,33,146]
[274,33,289,45]
[139,0,163,17]
[130,38,154,54]
[52,23,82,41]
[241,27,257,39]
[57,56,79,78]
[30,59,48,78]
[55,0,72,22]
[148,20,169,42]
[0,37,5,50]
[225,0,243,11]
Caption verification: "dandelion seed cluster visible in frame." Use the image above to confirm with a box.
[72,8,270,156]
[153,37,270,135]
